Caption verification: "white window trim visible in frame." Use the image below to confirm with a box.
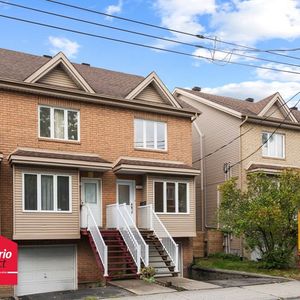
[22,172,72,213]
[38,105,80,142]
[262,132,285,159]
[153,179,190,215]
[134,119,167,151]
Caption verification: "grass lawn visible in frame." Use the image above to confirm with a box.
[195,254,300,280]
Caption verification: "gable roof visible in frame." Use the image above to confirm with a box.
[175,88,298,122]
[25,52,95,93]
[0,48,145,98]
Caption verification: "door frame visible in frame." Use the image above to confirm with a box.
[81,177,102,227]
[116,179,136,222]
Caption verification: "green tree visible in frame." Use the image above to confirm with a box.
[219,170,300,268]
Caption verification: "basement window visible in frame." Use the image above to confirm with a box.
[23,173,71,212]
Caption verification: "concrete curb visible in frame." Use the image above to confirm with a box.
[191,265,292,281]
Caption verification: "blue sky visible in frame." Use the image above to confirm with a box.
[1,0,300,104]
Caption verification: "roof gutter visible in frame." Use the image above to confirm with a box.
[0,78,196,118]
[242,114,300,130]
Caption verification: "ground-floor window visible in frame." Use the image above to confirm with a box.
[154,181,189,213]
[23,173,71,212]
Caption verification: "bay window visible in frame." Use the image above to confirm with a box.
[23,173,71,212]
[154,181,189,213]
[39,106,79,141]
[134,119,167,150]
[262,132,285,158]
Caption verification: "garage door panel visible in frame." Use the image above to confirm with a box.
[16,246,76,296]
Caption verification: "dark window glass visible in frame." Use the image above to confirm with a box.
[24,174,37,210]
[154,182,164,212]
[68,111,78,140]
[178,183,187,213]
[166,182,175,212]
[57,176,70,211]
[41,175,54,211]
[39,107,51,137]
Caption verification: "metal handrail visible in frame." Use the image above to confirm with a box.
[119,204,149,266]
[138,204,179,272]
[86,204,108,276]
[106,204,141,273]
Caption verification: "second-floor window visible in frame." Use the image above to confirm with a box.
[134,119,167,150]
[23,173,71,212]
[39,106,79,141]
[262,132,285,158]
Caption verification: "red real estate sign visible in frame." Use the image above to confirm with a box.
[0,236,18,285]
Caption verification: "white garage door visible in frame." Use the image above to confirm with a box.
[16,245,76,296]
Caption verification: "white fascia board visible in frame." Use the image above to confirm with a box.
[174,88,242,118]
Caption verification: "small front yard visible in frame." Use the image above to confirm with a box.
[195,254,300,280]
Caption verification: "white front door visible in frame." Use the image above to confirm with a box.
[81,179,101,227]
[117,180,135,222]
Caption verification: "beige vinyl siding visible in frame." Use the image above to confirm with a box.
[240,122,300,189]
[13,166,80,240]
[146,175,196,237]
[37,64,79,90]
[192,125,202,231]
[263,103,285,119]
[135,83,168,105]
[178,94,241,228]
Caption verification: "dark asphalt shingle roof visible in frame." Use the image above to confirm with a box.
[10,149,111,164]
[179,88,278,117]
[0,48,144,98]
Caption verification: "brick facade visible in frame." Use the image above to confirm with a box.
[0,89,194,295]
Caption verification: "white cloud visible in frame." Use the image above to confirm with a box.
[211,0,300,44]
[255,63,300,82]
[105,1,123,19]
[154,0,300,45]
[154,0,216,41]
[202,80,300,105]
[48,36,80,58]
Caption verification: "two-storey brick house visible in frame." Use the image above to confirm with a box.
[0,48,199,297]
[174,87,300,257]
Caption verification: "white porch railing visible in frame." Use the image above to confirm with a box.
[138,204,179,272]
[86,205,108,276]
[106,204,141,273]
[118,204,149,266]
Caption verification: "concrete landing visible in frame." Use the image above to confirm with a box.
[109,279,176,295]
[156,277,220,290]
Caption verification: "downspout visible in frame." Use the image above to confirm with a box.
[192,119,205,232]
[239,115,248,257]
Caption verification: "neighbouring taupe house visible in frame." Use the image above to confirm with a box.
[0,48,200,297]
[174,87,300,257]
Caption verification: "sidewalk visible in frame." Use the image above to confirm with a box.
[103,280,300,300]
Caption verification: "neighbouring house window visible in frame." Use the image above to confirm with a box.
[134,119,167,150]
[39,106,79,141]
[262,132,285,158]
[23,173,71,212]
[154,181,189,213]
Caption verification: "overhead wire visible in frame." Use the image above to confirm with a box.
[2,1,300,69]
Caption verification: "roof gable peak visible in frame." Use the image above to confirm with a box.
[126,72,181,108]
[24,52,95,93]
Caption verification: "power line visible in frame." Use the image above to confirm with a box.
[229,96,300,170]
[46,0,300,61]
[3,0,300,69]
[2,14,300,77]
[192,91,300,164]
